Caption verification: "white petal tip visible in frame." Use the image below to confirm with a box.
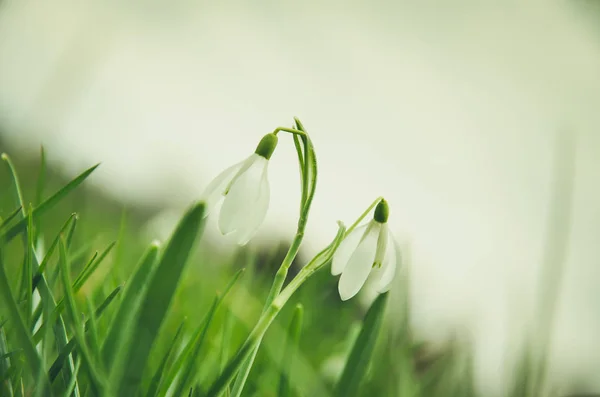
[338,286,357,301]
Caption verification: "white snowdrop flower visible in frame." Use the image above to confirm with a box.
[332,199,397,301]
[201,133,278,246]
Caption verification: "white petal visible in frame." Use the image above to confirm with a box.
[374,223,389,266]
[338,223,380,301]
[229,163,270,245]
[331,224,368,276]
[377,229,398,293]
[218,154,268,236]
[201,156,251,216]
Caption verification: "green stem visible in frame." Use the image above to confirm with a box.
[230,121,317,396]
[207,225,345,397]
[346,197,383,236]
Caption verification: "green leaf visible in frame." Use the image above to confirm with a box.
[278,304,304,397]
[0,206,23,230]
[64,214,79,250]
[0,248,49,392]
[48,285,122,382]
[35,146,47,207]
[1,163,99,243]
[146,321,186,397]
[335,293,389,397]
[169,269,245,397]
[102,242,160,383]
[60,359,82,397]
[58,238,106,395]
[33,213,77,289]
[117,202,206,397]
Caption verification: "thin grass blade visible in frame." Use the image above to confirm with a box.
[170,269,245,397]
[48,285,122,381]
[146,321,185,397]
[117,202,206,397]
[2,163,99,243]
[58,238,106,394]
[335,292,389,397]
[278,304,304,397]
[102,242,160,384]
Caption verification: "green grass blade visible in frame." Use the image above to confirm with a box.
[48,285,122,382]
[58,238,106,395]
[2,163,99,243]
[146,321,185,397]
[73,241,116,291]
[84,298,101,360]
[117,202,206,397]
[33,213,77,288]
[61,359,82,397]
[0,248,49,391]
[0,206,23,230]
[35,146,47,207]
[0,326,15,397]
[335,292,389,397]
[170,269,245,397]
[218,308,234,397]
[46,241,115,320]
[1,154,27,219]
[102,242,160,384]
[24,207,34,327]
[278,304,304,397]
[64,214,79,250]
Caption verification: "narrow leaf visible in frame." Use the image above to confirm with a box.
[48,285,121,381]
[2,163,99,242]
[335,293,389,397]
[117,202,206,397]
[146,321,185,397]
[102,242,160,384]
[170,269,245,397]
[278,304,304,397]
[58,238,106,394]
[0,249,49,390]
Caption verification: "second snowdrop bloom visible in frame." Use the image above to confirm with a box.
[332,199,397,301]
[202,133,278,246]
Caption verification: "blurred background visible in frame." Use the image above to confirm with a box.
[1,1,600,395]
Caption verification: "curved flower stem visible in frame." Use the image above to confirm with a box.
[345,196,384,236]
[229,119,317,397]
[208,224,346,397]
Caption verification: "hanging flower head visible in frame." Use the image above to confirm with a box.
[202,133,278,246]
[331,199,397,301]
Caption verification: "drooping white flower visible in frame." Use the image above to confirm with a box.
[332,199,397,301]
[201,133,278,245]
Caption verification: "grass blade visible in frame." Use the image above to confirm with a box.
[0,248,49,391]
[33,213,77,288]
[102,242,160,384]
[0,206,23,230]
[48,285,122,382]
[24,207,34,327]
[2,163,99,243]
[58,238,106,395]
[170,269,245,397]
[0,326,15,397]
[335,292,389,397]
[117,202,206,397]
[278,304,304,397]
[35,146,47,207]
[146,321,186,397]
[60,359,82,397]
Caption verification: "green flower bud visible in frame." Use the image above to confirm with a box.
[254,133,278,160]
[374,199,389,223]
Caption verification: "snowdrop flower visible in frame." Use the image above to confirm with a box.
[202,133,278,245]
[332,199,397,301]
